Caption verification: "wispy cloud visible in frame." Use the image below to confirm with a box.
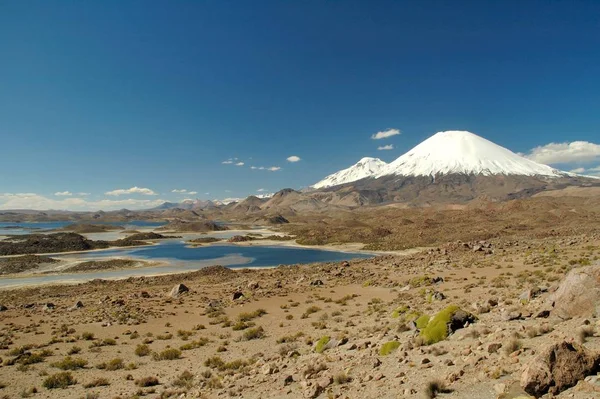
[235,162,245,166]
[78,192,90,196]
[250,165,280,171]
[171,189,197,195]
[287,155,301,162]
[257,188,266,192]
[377,144,394,150]
[524,141,600,165]
[54,191,72,196]
[105,186,157,196]
[371,128,401,140]
[222,160,234,164]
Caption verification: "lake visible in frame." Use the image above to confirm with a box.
[0,239,372,288]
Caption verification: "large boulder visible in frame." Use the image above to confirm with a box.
[549,264,600,319]
[520,341,600,396]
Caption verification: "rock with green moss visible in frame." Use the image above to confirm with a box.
[379,341,400,356]
[420,305,476,345]
[315,336,330,353]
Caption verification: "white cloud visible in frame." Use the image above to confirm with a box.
[257,188,266,192]
[250,166,258,170]
[525,141,600,165]
[287,155,301,162]
[54,191,72,196]
[0,193,166,211]
[171,189,187,193]
[105,186,157,196]
[222,160,234,164]
[188,191,197,195]
[235,162,245,166]
[78,192,90,196]
[377,144,394,150]
[569,167,586,174]
[267,166,281,171]
[250,165,279,171]
[371,128,401,140]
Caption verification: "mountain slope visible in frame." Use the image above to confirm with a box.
[312,157,387,189]
[378,131,563,178]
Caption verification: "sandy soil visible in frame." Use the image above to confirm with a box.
[1,233,600,398]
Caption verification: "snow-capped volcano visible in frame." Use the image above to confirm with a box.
[377,131,563,178]
[312,157,387,189]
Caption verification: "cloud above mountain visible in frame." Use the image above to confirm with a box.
[171,189,197,195]
[105,186,157,196]
[524,141,600,165]
[371,128,400,140]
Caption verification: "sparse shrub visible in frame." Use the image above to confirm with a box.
[43,372,76,389]
[135,376,159,387]
[424,379,448,398]
[177,330,194,340]
[172,370,194,389]
[83,378,109,388]
[334,372,351,384]
[67,346,81,355]
[97,358,124,371]
[503,338,522,355]
[156,333,173,340]
[153,348,181,361]
[237,309,267,322]
[135,344,151,357]
[81,332,95,340]
[179,338,210,351]
[51,356,88,370]
[242,326,265,341]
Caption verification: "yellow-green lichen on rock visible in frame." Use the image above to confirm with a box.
[315,336,330,353]
[420,305,472,345]
[379,341,400,356]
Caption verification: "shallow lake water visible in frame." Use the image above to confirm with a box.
[0,239,372,288]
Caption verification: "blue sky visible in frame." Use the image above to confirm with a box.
[1,1,599,210]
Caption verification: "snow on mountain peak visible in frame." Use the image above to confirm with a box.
[312,157,387,189]
[376,130,563,178]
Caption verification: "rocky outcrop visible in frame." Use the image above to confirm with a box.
[548,264,600,319]
[520,341,600,396]
[168,283,189,298]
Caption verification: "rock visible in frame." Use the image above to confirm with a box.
[283,375,294,386]
[232,291,244,300]
[341,261,350,267]
[306,384,323,399]
[535,310,550,318]
[549,264,600,319]
[169,283,189,298]
[431,291,446,301]
[519,287,542,303]
[261,364,276,375]
[247,281,259,290]
[140,291,150,298]
[488,343,502,354]
[112,299,125,306]
[316,376,332,389]
[520,341,600,396]
[0,305,7,311]
[310,279,324,286]
[501,311,522,321]
[43,303,55,311]
[70,301,84,310]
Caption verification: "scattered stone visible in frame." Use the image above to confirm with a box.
[501,310,522,321]
[283,375,294,386]
[140,291,150,298]
[310,279,324,286]
[520,341,600,396]
[519,287,542,303]
[0,305,7,311]
[535,310,550,318]
[168,283,189,298]
[247,281,259,290]
[341,260,350,267]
